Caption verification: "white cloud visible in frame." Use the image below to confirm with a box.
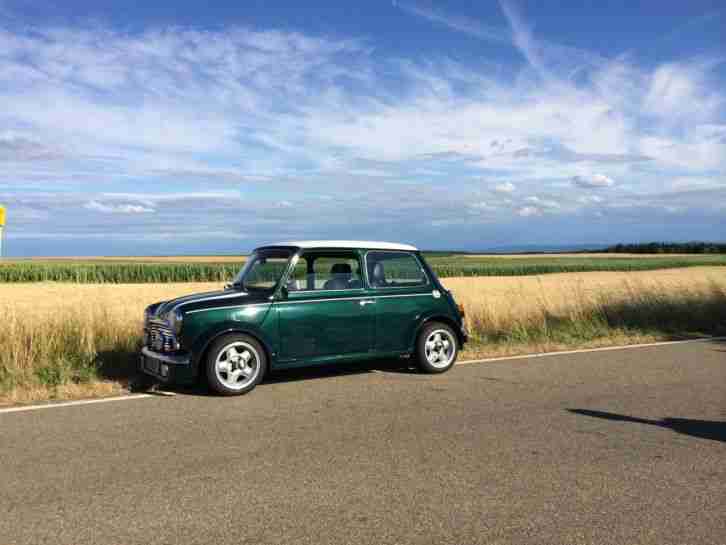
[578,195,604,204]
[467,201,493,215]
[84,200,155,214]
[572,174,615,188]
[525,196,560,209]
[493,182,516,194]
[643,62,723,122]
[518,206,540,217]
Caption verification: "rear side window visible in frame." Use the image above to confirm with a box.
[366,251,428,288]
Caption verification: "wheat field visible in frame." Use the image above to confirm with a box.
[1,266,725,404]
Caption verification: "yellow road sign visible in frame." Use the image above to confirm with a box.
[0,205,5,227]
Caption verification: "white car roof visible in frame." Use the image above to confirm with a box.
[264,240,418,251]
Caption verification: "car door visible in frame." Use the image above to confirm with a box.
[275,250,375,362]
[365,250,433,353]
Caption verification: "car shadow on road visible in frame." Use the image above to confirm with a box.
[265,358,419,385]
[568,409,726,443]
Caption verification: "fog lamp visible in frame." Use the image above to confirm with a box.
[160,364,169,378]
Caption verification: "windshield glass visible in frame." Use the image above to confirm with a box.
[232,249,293,291]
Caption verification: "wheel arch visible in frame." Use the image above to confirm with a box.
[192,326,274,380]
[412,314,464,350]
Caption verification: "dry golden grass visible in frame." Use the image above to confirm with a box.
[5,282,225,317]
[1,267,725,404]
[446,266,726,321]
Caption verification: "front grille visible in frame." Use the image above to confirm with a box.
[145,320,178,352]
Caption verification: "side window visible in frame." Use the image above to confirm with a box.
[287,256,310,291]
[287,252,363,291]
[367,252,428,288]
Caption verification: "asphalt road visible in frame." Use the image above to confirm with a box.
[2,341,725,545]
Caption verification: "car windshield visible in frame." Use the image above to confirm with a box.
[231,249,292,292]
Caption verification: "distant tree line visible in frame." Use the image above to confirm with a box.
[603,242,726,254]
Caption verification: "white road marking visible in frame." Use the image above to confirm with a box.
[0,393,153,415]
[456,336,726,366]
[151,390,177,397]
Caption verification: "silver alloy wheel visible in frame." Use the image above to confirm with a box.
[214,341,260,390]
[424,329,456,368]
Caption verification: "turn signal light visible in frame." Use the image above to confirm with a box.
[457,303,465,318]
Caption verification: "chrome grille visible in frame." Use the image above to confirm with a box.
[145,319,178,352]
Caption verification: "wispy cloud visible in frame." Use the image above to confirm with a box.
[84,201,155,214]
[572,174,615,188]
[493,182,516,194]
[395,1,510,44]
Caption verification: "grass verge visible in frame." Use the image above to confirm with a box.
[460,282,726,358]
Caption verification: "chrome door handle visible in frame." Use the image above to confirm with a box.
[359,299,376,306]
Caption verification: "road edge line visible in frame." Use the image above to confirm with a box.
[457,336,726,366]
[0,393,153,415]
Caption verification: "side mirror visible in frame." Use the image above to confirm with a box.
[278,285,289,300]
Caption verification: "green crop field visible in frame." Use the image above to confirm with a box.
[1,254,726,283]
[424,254,726,277]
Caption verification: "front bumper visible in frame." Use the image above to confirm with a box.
[139,347,196,384]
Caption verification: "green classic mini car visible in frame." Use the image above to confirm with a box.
[140,241,468,395]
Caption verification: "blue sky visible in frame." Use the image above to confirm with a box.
[0,0,724,256]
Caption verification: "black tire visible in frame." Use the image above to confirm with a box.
[205,333,267,396]
[415,322,458,374]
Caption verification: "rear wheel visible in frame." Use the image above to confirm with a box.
[205,334,267,395]
[415,322,458,374]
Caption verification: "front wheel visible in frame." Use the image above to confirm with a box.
[415,322,459,374]
[205,334,267,395]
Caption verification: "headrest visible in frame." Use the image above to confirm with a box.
[330,263,352,275]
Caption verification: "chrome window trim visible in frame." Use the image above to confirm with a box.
[274,293,433,305]
[285,288,367,295]
[363,250,430,290]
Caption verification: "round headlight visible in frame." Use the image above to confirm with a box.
[168,308,184,335]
